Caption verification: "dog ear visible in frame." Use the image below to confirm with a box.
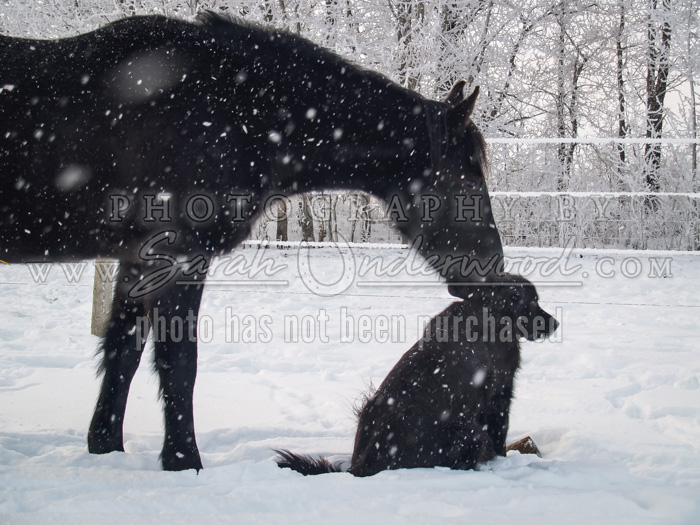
[503,285,530,319]
[491,274,529,317]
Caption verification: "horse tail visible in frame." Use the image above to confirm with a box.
[274,449,343,476]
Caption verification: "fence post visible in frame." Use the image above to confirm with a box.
[91,258,115,337]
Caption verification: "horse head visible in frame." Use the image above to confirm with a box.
[399,83,504,297]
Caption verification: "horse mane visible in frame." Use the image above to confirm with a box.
[195,11,423,101]
[195,10,352,66]
[195,10,256,39]
[465,120,490,176]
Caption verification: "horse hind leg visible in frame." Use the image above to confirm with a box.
[150,281,205,472]
[88,262,149,455]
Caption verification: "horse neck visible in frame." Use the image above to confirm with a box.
[262,81,435,198]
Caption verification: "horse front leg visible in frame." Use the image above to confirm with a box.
[150,280,205,472]
[88,262,149,455]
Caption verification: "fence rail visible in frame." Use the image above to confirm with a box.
[491,192,700,250]
[249,191,700,251]
[486,138,700,145]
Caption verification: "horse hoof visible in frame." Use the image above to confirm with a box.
[161,448,203,472]
[87,439,125,455]
[87,430,125,455]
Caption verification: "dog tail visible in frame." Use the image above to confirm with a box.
[274,449,343,476]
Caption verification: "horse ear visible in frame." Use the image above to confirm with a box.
[444,80,467,107]
[447,86,480,133]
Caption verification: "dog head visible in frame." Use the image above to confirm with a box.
[486,274,559,341]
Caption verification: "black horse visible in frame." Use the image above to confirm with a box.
[0,12,503,471]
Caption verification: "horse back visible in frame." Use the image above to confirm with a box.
[0,16,252,262]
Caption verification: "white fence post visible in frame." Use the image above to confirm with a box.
[91,258,116,337]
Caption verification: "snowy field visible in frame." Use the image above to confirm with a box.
[0,245,699,524]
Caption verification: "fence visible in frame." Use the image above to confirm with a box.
[491,191,700,250]
[248,191,700,251]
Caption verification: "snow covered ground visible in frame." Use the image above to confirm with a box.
[0,245,699,524]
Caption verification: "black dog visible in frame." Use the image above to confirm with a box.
[277,275,558,476]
